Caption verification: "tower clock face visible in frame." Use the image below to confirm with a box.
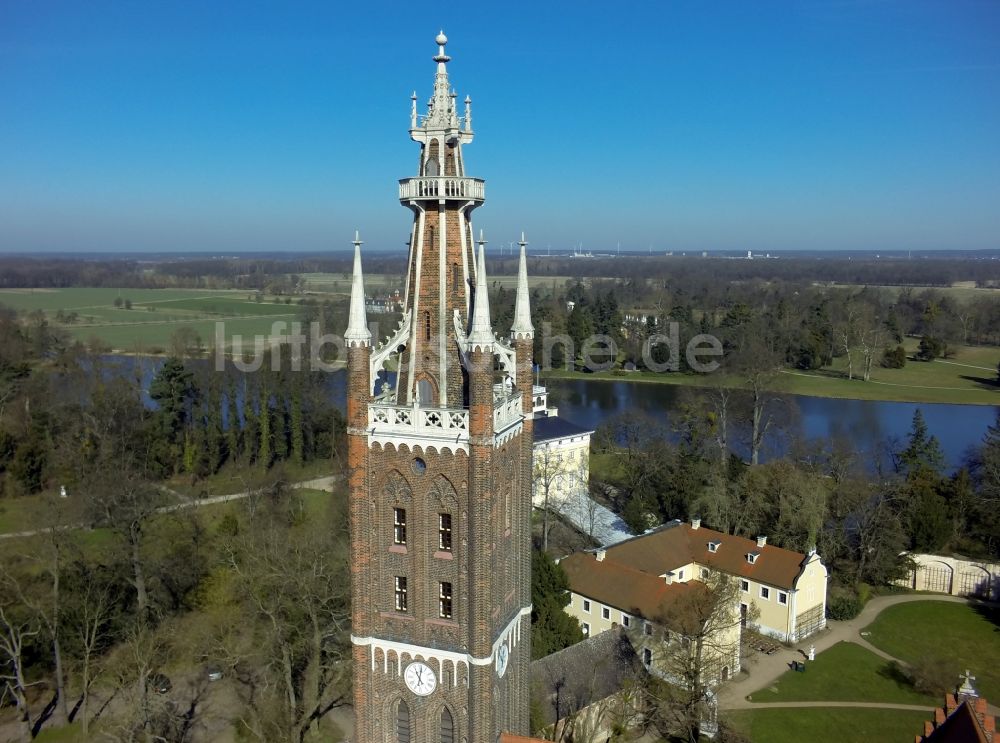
[495,642,509,678]
[403,661,437,696]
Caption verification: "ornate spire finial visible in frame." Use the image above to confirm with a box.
[410,91,418,128]
[959,670,979,698]
[511,232,534,340]
[468,236,494,349]
[434,30,450,64]
[344,231,371,348]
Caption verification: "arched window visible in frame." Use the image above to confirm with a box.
[426,158,440,176]
[395,699,411,743]
[418,379,434,405]
[440,707,454,743]
[424,311,432,341]
[452,263,461,292]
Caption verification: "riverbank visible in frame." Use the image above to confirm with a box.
[541,343,999,406]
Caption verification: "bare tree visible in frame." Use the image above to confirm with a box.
[732,334,783,466]
[642,572,757,743]
[856,306,885,382]
[0,563,42,742]
[534,444,564,552]
[834,299,859,381]
[705,382,733,467]
[226,497,351,742]
[63,558,122,738]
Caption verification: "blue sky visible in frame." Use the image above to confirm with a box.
[1,1,999,253]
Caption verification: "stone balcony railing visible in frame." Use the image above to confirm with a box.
[398,177,485,202]
[368,394,522,442]
[493,392,523,433]
[369,402,470,437]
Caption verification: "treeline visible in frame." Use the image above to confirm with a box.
[4,251,1000,293]
[488,278,1000,385]
[593,405,1000,609]
[513,253,1000,287]
[0,254,404,291]
[0,301,345,497]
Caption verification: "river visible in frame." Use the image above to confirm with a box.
[102,356,997,472]
[543,378,998,472]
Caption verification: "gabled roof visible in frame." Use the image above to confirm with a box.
[530,627,641,726]
[601,521,810,590]
[532,415,594,444]
[559,551,699,620]
[918,692,995,743]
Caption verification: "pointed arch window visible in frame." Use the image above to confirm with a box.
[395,699,411,742]
[440,706,454,743]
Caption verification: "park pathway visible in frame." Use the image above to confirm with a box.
[0,474,342,540]
[719,594,975,712]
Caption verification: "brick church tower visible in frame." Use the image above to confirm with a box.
[344,32,535,742]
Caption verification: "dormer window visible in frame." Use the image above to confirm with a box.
[747,552,760,565]
[708,541,721,553]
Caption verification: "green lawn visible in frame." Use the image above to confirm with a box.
[864,601,1000,700]
[749,642,935,705]
[542,339,999,405]
[725,707,929,743]
[0,287,335,351]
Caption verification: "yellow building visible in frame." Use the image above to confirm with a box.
[531,415,593,507]
[559,519,828,670]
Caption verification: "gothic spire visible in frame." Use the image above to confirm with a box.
[468,233,495,350]
[511,232,534,340]
[344,231,371,347]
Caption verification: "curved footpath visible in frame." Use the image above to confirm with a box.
[719,594,997,714]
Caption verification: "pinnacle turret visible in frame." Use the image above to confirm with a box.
[344,231,371,348]
[511,232,534,340]
[468,233,495,350]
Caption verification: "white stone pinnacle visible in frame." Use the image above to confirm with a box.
[511,232,534,339]
[345,231,371,347]
[468,239,495,349]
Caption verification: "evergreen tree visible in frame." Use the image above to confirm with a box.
[290,382,305,466]
[530,550,584,659]
[149,357,197,470]
[900,409,945,476]
[242,377,259,463]
[226,381,241,464]
[205,378,224,474]
[258,385,272,468]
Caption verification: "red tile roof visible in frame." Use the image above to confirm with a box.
[599,521,810,590]
[560,551,698,620]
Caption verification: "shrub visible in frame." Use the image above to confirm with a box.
[857,582,872,605]
[916,335,945,361]
[826,593,863,620]
[907,655,960,696]
[881,345,907,368]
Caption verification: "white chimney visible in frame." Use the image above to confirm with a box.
[595,549,606,562]
[757,536,767,548]
[663,572,674,585]
[691,517,701,530]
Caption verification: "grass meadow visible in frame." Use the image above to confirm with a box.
[0,287,322,352]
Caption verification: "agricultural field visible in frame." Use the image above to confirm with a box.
[830,282,1000,303]
[297,271,571,294]
[0,287,339,352]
